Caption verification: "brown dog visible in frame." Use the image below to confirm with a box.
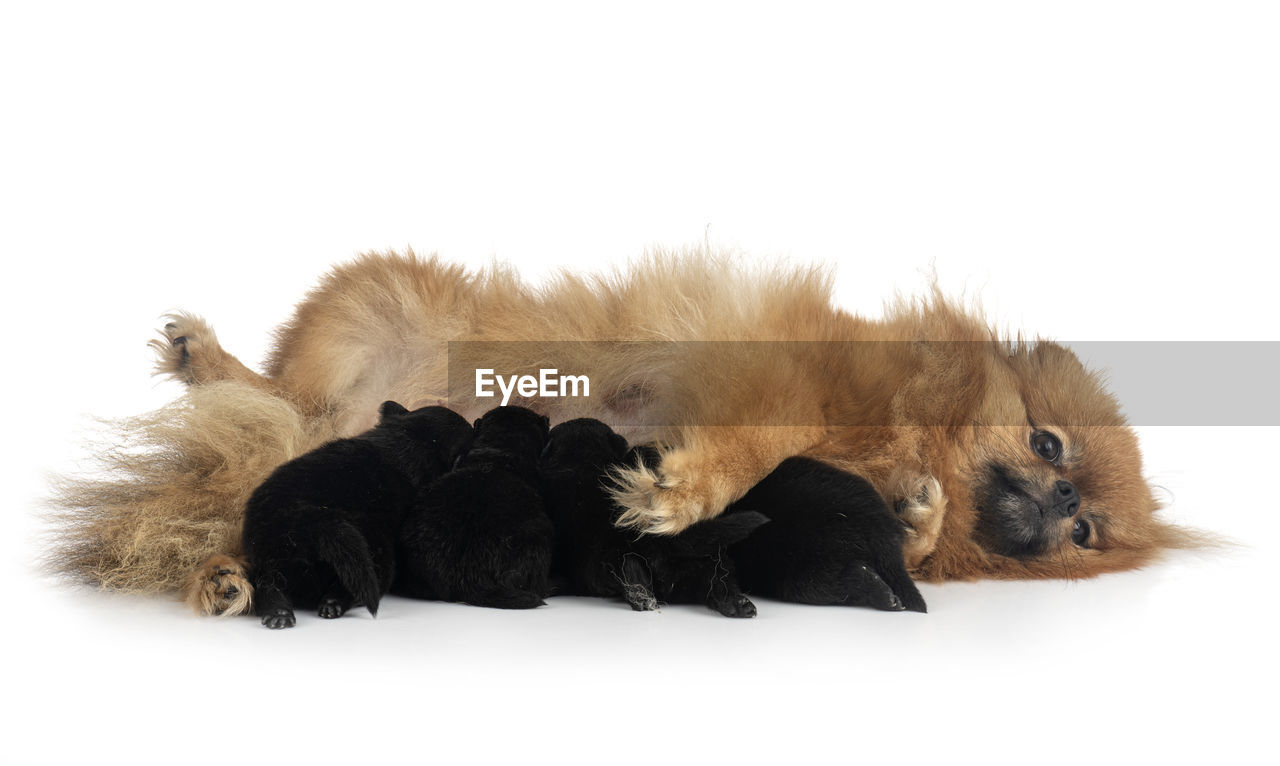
[50,249,1200,613]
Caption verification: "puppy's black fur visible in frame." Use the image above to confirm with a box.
[539,419,766,617]
[728,457,926,613]
[243,402,474,629]
[394,406,554,609]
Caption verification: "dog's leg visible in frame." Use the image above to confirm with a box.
[252,568,297,629]
[706,579,757,619]
[611,425,827,534]
[317,586,358,622]
[839,563,906,611]
[183,554,253,616]
[618,552,658,611]
[317,595,351,619]
[890,472,947,570]
[150,313,285,397]
[866,551,928,613]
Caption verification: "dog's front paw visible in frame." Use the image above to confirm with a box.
[711,593,758,619]
[317,598,346,619]
[184,554,253,616]
[261,607,296,630]
[609,449,726,534]
[890,471,947,570]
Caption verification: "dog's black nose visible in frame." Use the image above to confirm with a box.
[1052,480,1080,518]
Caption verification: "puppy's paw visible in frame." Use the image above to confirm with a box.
[890,471,947,570]
[615,553,658,611]
[183,554,253,617]
[711,593,757,619]
[317,598,346,619]
[844,564,904,612]
[149,312,220,385]
[623,583,659,612]
[261,607,296,630]
[609,449,727,534]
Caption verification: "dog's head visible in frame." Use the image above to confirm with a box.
[959,342,1196,577]
[541,418,629,473]
[376,401,475,472]
[472,405,551,454]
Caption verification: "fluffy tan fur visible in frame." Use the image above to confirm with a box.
[48,248,1202,615]
[47,381,334,600]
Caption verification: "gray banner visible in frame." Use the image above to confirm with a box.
[445,341,1280,426]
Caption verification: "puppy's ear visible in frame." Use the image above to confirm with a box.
[609,432,629,458]
[379,401,409,422]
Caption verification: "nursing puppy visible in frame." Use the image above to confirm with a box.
[539,419,765,617]
[394,406,554,609]
[727,457,927,613]
[244,402,473,628]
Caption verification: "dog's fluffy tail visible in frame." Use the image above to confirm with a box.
[45,381,334,600]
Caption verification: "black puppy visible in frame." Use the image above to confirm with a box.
[539,419,766,617]
[243,402,474,629]
[394,405,554,609]
[728,457,927,613]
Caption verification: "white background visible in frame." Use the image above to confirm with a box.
[2,2,1277,764]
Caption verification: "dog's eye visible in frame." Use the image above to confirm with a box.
[1030,430,1062,462]
[1071,519,1090,546]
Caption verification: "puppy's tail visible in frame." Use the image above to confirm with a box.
[45,380,334,610]
[312,521,384,617]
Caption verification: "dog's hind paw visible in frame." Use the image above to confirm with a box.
[149,312,218,384]
[184,554,253,617]
[317,598,346,619]
[262,608,296,629]
[843,564,905,612]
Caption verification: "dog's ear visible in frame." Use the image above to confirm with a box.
[609,432,629,458]
[379,401,409,422]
